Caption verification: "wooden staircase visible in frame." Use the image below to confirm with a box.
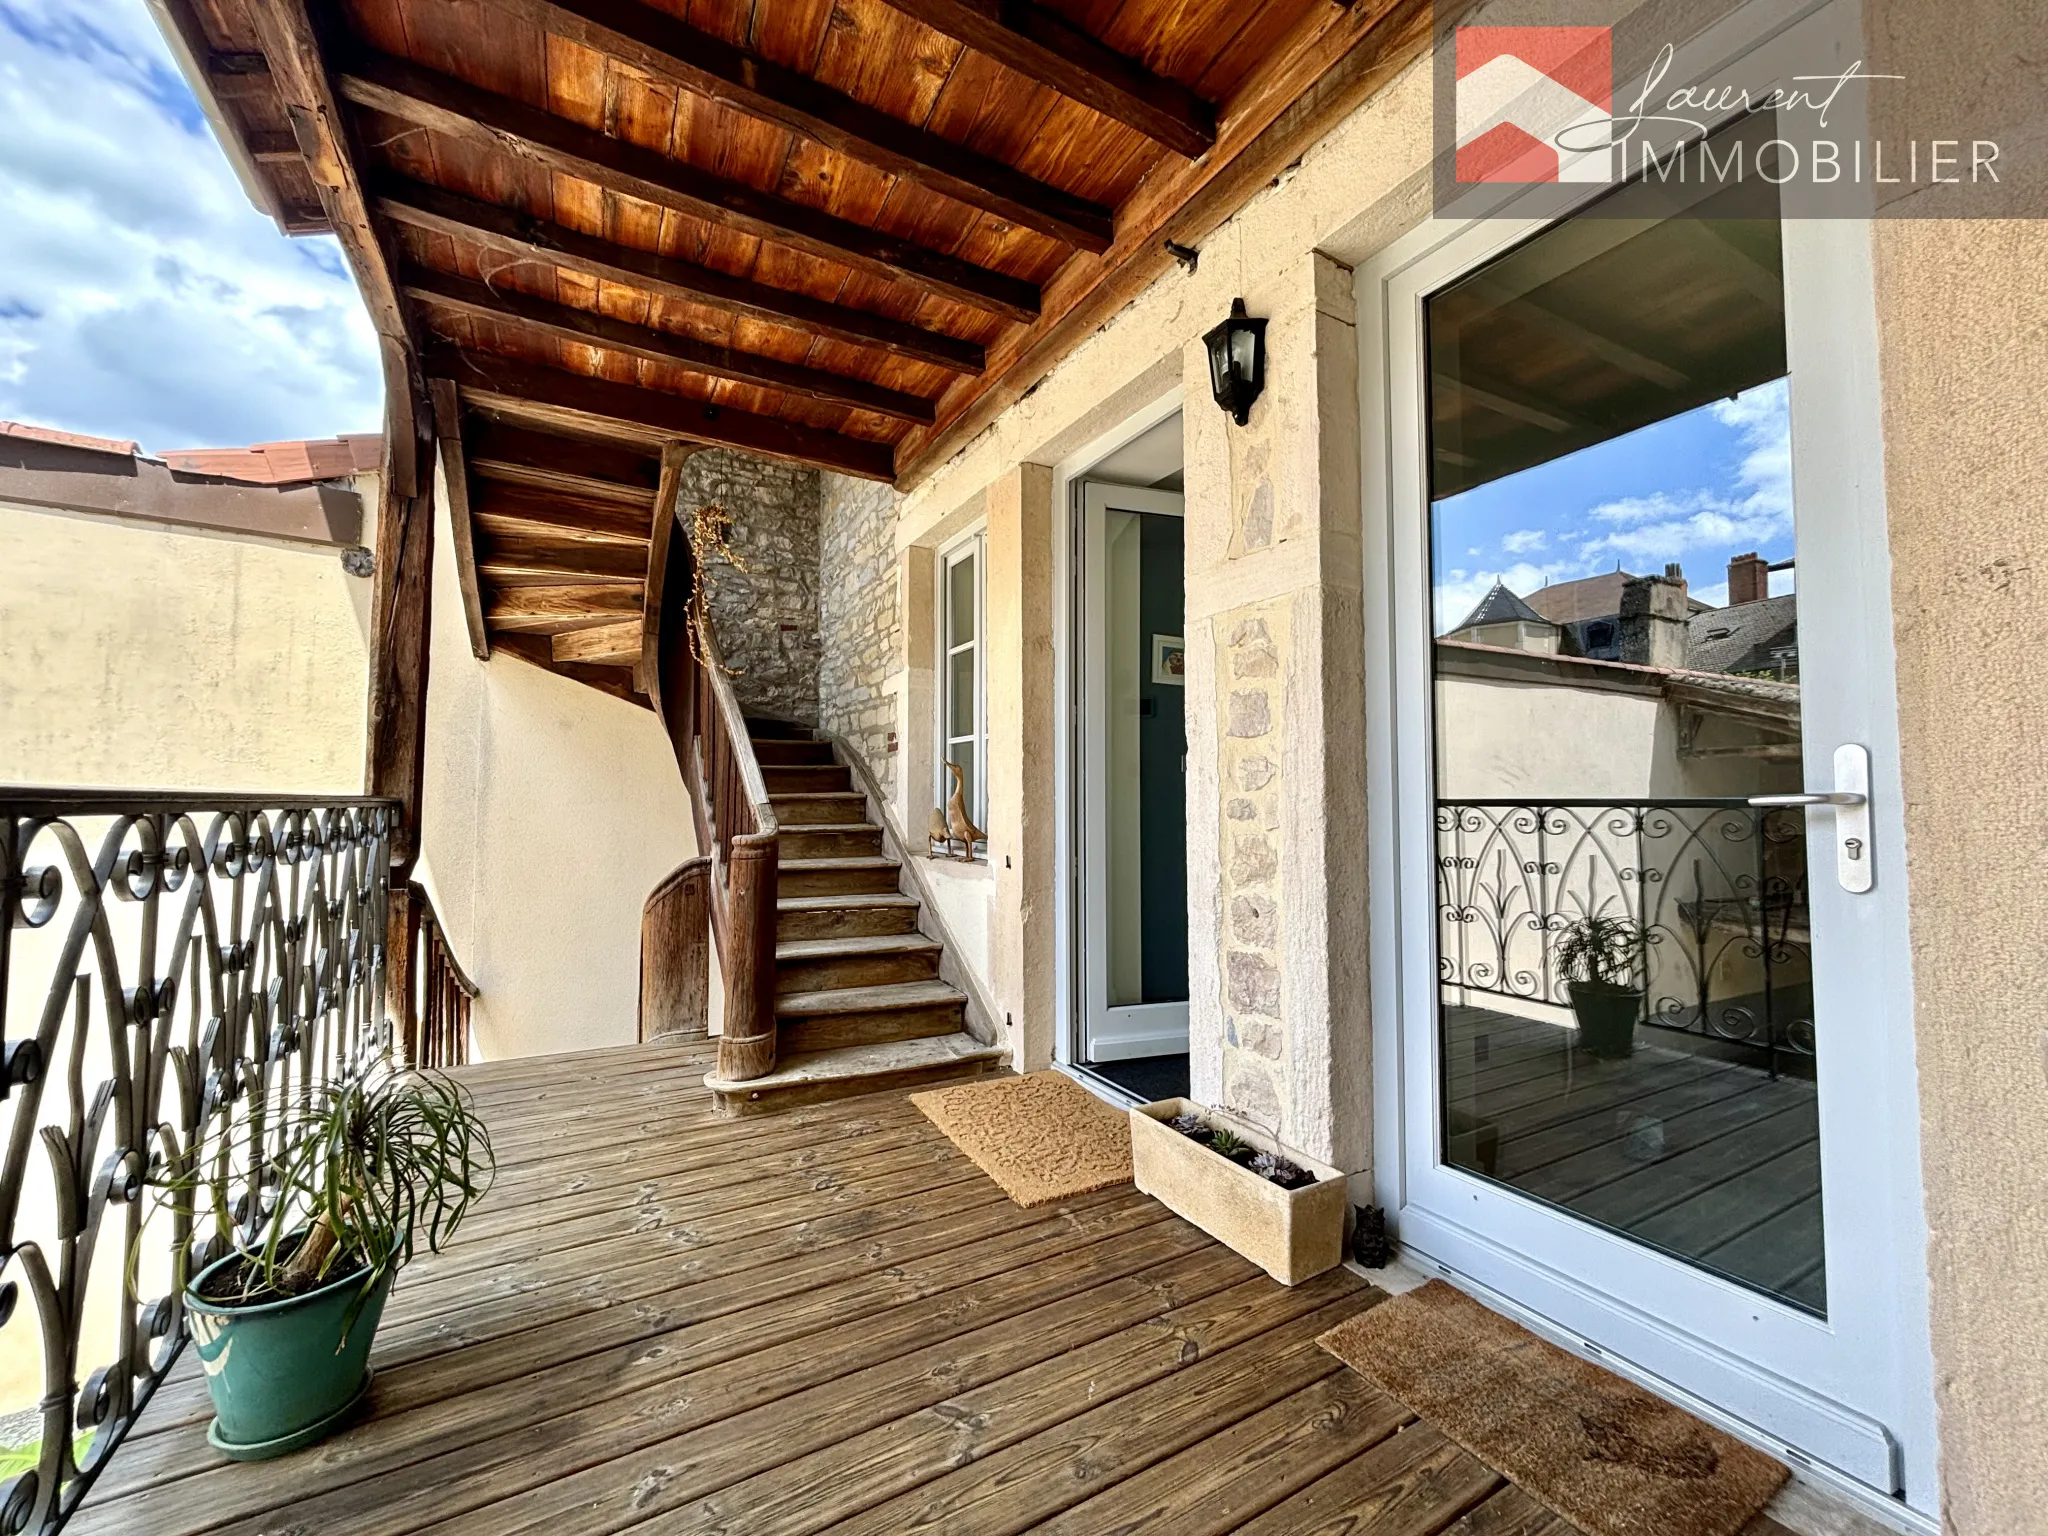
[708,721,1002,1112]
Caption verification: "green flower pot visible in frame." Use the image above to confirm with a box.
[185,1251,392,1461]
[1568,981,1644,1060]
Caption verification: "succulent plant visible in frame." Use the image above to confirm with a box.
[1249,1150,1311,1189]
[1207,1127,1250,1160]
[1166,1111,1210,1141]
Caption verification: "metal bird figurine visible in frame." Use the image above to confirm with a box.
[944,761,984,860]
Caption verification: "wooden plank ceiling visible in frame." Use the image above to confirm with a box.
[211,0,1438,695]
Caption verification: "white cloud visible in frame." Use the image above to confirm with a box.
[1500,527,1548,554]
[0,0,381,449]
[1574,380,1793,573]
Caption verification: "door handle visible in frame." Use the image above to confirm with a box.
[1746,744,1873,894]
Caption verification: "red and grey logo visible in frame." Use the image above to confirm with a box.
[1455,26,1616,183]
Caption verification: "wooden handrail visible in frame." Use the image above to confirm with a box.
[644,468,781,1083]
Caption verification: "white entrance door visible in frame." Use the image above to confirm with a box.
[1359,198,1934,1514]
[1078,480,1189,1063]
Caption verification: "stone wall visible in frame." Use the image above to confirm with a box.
[818,471,903,796]
[1214,603,1291,1134]
[681,449,821,726]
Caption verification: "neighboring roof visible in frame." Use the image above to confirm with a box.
[1688,594,1799,674]
[1525,570,1714,625]
[162,436,383,486]
[0,421,369,547]
[1450,581,1552,632]
[0,420,140,457]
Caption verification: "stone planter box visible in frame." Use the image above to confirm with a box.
[1129,1098,1348,1286]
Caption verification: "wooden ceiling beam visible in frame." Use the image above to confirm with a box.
[485,0,1113,253]
[876,0,1215,158]
[897,0,1447,482]
[376,177,984,375]
[430,378,491,660]
[337,49,1041,321]
[432,346,899,482]
[403,264,936,425]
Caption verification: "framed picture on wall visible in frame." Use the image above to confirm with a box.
[1151,634,1186,686]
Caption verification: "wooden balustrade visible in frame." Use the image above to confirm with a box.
[645,502,781,1082]
[402,881,478,1069]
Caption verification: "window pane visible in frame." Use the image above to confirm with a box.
[948,647,976,737]
[948,551,977,647]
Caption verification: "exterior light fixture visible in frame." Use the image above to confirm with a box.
[1203,298,1267,426]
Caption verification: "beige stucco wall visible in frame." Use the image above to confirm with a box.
[0,496,374,792]
[413,453,697,1062]
[1873,217,2048,1536]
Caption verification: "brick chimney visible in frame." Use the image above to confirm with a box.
[1727,551,1768,606]
[1620,570,1690,668]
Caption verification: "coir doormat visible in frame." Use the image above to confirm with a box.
[911,1071,1131,1207]
[1318,1281,1788,1536]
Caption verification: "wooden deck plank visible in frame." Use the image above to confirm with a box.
[77,1042,1623,1536]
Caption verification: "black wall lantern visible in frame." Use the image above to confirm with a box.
[1203,298,1267,426]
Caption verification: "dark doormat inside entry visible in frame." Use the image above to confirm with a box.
[1319,1281,1788,1536]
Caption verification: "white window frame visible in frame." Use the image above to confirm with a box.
[938,530,987,844]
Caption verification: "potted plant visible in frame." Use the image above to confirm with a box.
[1557,913,1646,1060]
[1132,1102,1348,1284]
[154,1066,493,1460]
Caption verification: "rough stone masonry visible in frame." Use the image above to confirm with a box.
[680,449,821,726]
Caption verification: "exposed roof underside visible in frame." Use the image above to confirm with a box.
[178,0,1445,694]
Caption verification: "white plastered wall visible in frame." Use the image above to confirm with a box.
[412,452,698,1062]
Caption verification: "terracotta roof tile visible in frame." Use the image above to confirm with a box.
[160,434,382,486]
[0,420,140,457]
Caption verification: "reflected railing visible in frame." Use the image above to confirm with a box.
[1436,798,1814,1076]
[0,792,397,1534]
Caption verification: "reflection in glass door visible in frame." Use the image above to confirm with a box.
[1425,197,1829,1313]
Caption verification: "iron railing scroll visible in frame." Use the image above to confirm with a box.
[0,791,398,1535]
[1436,798,1814,1076]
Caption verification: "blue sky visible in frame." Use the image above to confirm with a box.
[1432,377,1795,629]
[0,0,381,450]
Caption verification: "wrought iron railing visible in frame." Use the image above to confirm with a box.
[1436,798,1814,1075]
[0,792,397,1534]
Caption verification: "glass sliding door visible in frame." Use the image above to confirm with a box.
[1360,133,1934,1503]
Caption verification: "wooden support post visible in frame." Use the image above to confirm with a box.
[639,856,710,1042]
[714,837,779,1082]
[388,882,420,1067]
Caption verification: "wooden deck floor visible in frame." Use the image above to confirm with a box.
[77,1040,1729,1535]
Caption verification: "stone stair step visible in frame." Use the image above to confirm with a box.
[705,1033,1005,1115]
